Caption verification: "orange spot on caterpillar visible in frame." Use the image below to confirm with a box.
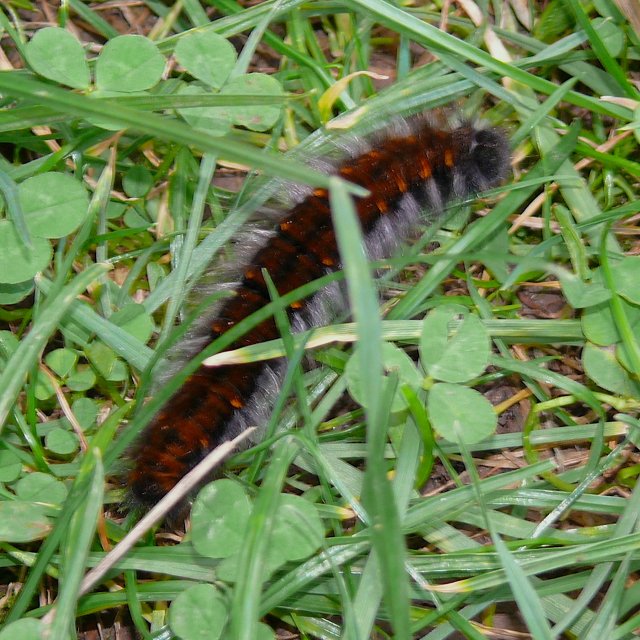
[395,175,408,192]
[419,158,432,179]
[444,148,455,167]
[376,199,389,213]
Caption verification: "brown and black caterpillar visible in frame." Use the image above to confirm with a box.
[128,113,510,507]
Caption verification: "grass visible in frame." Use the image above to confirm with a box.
[0,0,640,639]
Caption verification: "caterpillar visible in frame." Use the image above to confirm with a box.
[127,113,510,508]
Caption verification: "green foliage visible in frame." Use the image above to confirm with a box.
[169,583,275,640]
[0,501,51,543]
[191,479,323,580]
[0,171,89,284]
[169,584,229,640]
[345,341,423,413]
[96,35,165,93]
[25,27,90,90]
[0,618,43,640]
[15,471,67,503]
[174,31,236,89]
[0,449,21,483]
[191,479,252,558]
[345,306,496,445]
[0,23,284,293]
[428,383,497,444]
[0,280,35,304]
[20,172,89,238]
[0,0,639,638]
[0,219,51,284]
[582,342,637,396]
[420,305,491,383]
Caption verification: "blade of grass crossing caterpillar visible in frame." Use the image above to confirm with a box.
[329,175,411,639]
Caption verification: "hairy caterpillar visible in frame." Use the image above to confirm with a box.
[128,113,510,508]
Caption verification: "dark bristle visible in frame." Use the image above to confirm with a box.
[127,113,510,511]
[471,128,511,185]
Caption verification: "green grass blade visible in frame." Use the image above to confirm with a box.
[228,440,300,640]
[44,449,104,640]
[0,73,335,189]
[329,175,411,639]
